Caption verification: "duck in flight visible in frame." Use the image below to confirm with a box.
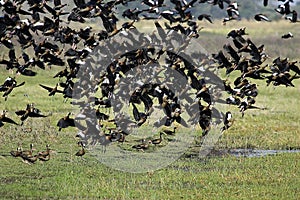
[0,110,18,127]
[254,14,270,22]
[39,83,63,96]
[0,77,25,101]
[15,103,47,125]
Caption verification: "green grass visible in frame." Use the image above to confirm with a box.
[0,152,299,199]
[0,20,300,199]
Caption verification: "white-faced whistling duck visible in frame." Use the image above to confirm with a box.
[57,112,76,131]
[109,128,127,144]
[162,127,177,135]
[0,110,18,127]
[132,140,152,152]
[38,144,51,161]
[20,144,39,164]
[22,154,39,164]
[39,83,63,96]
[20,144,35,158]
[53,0,67,10]
[275,3,286,15]
[285,10,298,23]
[221,112,234,133]
[53,67,69,79]
[238,97,264,117]
[132,103,148,126]
[254,14,270,22]
[151,132,164,146]
[10,147,22,157]
[75,141,85,157]
[15,104,47,125]
[0,77,25,101]
[282,32,293,39]
[117,133,126,143]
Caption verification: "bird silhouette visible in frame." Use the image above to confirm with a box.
[282,32,293,39]
[39,83,63,96]
[15,104,47,125]
[0,110,18,127]
[0,77,25,101]
[254,14,270,22]
[151,132,164,145]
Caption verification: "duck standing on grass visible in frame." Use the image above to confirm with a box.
[38,144,51,161]
[20,144,38,164]
[151,132,164,146]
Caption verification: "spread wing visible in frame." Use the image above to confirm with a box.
[39,84,54,92]
[15,110,26,116]
[29,112,47,118]
[1,117,18,125]
[16,81,25,87]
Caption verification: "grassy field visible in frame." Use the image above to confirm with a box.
[0,20,299,199]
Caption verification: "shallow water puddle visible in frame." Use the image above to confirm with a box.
[228,149,300,158]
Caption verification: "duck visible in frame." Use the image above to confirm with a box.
[254,14,270,22]
[10,147,22,157]
[238,97,264,117]
[75,141,85,157]
[20,144,35,158]
[20,144,38,164]
[38,144,51,161]
[132,103,148,126]
[53,67,69,79]
[132,140,152,152]
[39,83,63,96]
[0,110,18,127]
[221,112,234,133]
[286,10,298,23]
[22,154,39,164]
[109,128,127,144]
[0,78,25,101]
[162,127,177,135]
[117,133,126,143]
[151,132,164,146]
[96,107,110,121]
[281,32,293,39]
[15,103,47,125]
[57,112,76,131]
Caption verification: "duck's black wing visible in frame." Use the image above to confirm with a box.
[15,110,26,116]
[1,116,18,125]
[39,84,54,92]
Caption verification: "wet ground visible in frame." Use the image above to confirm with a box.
[227,149,300,158]
[185,148,300,159]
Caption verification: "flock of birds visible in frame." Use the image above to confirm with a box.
[0,0,299,162]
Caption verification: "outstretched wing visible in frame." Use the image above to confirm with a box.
[15,110,26,116]
[29,112,47,118]
[2,117,18,125]
[39,84,53,92]
[132,103,141,121]
[16,81,25,87]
